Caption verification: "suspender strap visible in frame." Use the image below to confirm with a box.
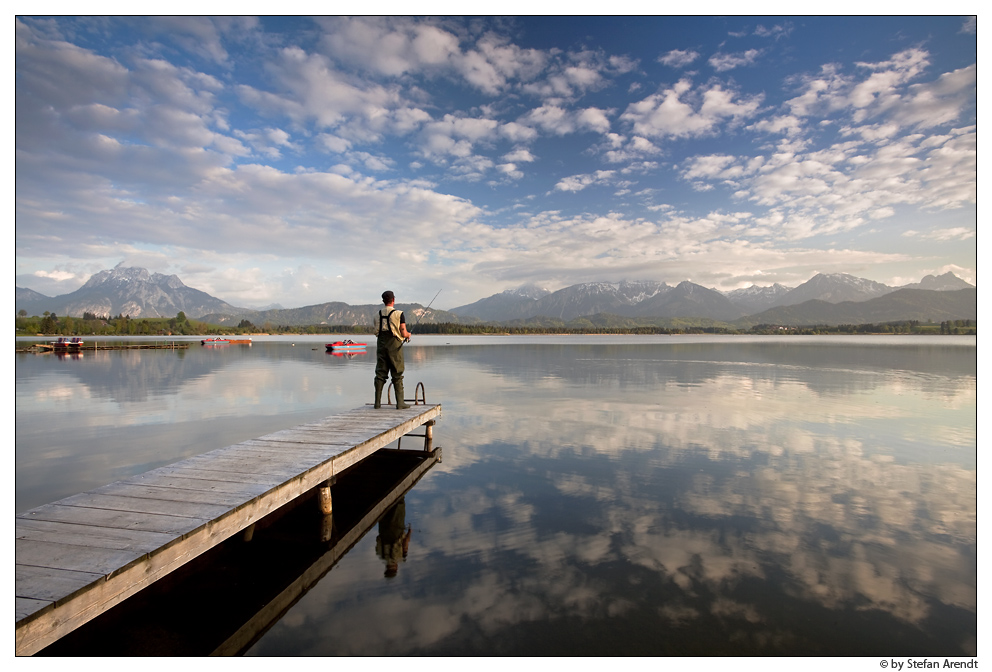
[379,309,400,338]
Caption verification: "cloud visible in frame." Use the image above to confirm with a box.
[748,114,803,136]
[234,127,297,159]
[554,170,615,192]
[130,16,260,65]
[903,227,975,241]
[620,79,761,139]
[316,17,546,95]
[236,47,422,141]
[521,48,637,101]
[599,134,661,163]
[502,147,536,162]
[708,49,761,72]
[678,125,975,240]
[417,114,500,160]
[520,105,612,135]
[659,49,700,68]
[753,22,793,39]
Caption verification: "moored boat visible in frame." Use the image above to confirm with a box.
[51,337,84,350]
[201,338,229,345]
[326,339,367,353]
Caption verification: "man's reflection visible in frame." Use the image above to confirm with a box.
[376,498,411,578]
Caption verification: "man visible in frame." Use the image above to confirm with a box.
[374,290,412,409]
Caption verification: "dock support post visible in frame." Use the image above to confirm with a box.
[318,480,335,542]
[318,482,333,515]
[243,523,255,542]
[424,420,435,451]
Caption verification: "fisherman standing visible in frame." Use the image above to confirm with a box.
[374,290,412,409]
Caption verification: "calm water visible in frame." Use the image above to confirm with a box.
[15,335,977,656]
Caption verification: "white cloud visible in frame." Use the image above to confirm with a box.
[621,79,761,139]
[502,147,536,162]
[416,114,500,161]
[236,47,411,138]
[234,127,297,159]
[521,105,612,135]
[659,49,700,68]
[316,18,546,96]
[602,135,661,163]
[554,170,615,192]
[708,49,761,72]
[753,22,793,39]
[903,227,975,241]
[133,17,260,65]
[317,17,461,77]
[520,48,636,101]
[748,114,803,136]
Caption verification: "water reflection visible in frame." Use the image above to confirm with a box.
[376,499,412,578]
[247,338,976,656]
[38,447,441,656]
[15,336,976,655]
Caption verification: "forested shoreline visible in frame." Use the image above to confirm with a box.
[15,311,977,338]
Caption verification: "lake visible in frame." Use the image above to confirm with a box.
[15,335,977,656]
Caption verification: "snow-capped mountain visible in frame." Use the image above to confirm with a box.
[450,283,553,321]
[16,264,240,318]
[631,281,745,320]
[723,283,793,314]
[770,273,894,308]
[529,280,671,321]
[450,272,974,323]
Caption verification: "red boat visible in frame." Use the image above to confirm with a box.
[325,340,367,353]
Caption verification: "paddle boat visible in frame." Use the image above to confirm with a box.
[51,336,84,350]
[326,339,367,353]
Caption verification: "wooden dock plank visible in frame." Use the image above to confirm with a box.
[135,465,287,487]
[17,503,211,536]
[16,565,105,603]
[16,599,51,623]
[57,493,233,520]
[89,483,258,508]
[14,403,441,656]
[119,473,275,498]
[16,539,148,578]
[16,519,176,552]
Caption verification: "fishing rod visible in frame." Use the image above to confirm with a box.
[405,289,441,343]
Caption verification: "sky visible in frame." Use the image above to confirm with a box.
[13,14,978,311]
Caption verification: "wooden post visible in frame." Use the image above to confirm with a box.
[242,523,255,542]
[317,482,333,515]
[424,420,435,451]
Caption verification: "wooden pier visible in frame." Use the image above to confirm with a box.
[17,342,190,353]
[15,403,442,656]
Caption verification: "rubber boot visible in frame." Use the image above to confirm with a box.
[374,380,384,409]
[394,379,410,409]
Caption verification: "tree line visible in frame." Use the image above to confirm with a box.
[15,312,976,337]
[15,311,261,337]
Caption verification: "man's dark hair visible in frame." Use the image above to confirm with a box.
[381,290,395,304]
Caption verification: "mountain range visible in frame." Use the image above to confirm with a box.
[449,272,973,323]
[15,265,976,328]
